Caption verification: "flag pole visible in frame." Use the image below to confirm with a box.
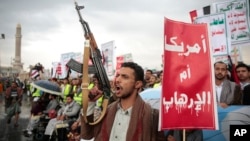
[183,129,186,141]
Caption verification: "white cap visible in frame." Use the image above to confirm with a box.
[33,97,40,102]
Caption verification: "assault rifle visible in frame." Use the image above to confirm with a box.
[74,0,111,126]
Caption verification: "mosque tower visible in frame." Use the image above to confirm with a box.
[12,23,23,71]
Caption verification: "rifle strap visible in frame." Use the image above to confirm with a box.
[89,98,109,125]
[82,39,90,123]
[81,39,109,125]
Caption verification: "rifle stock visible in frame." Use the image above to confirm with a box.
[73,0,111,127]
[81,39,90,125]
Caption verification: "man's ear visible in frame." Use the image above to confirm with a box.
[135,81,143,89]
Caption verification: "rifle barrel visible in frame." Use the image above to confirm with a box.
[74,0,111,127]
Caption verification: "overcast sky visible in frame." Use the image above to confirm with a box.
[0,0,224,71]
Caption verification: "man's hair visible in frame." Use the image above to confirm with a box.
[146,69,153,74]
[236,63,250,71]
[49,94,56,98]
[66,94,74,99]
[11,80,18,86]
[214,61,227,68]
[121,62,144,82]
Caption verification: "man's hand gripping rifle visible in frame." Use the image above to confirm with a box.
[74,1,111,125]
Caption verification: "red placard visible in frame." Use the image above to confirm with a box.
[161,18,218,130]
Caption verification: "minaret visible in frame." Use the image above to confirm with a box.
[12,23,23,70]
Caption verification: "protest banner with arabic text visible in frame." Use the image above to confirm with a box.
[195,13,230,56]
[161,18,218,130]
[101,41,115,77]
[212,0,250,44]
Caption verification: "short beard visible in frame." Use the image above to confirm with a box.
[120,91,133,99]
[119,87,137,99]
[215,75,225,81]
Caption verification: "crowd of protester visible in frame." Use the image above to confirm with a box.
[0,61,250,141]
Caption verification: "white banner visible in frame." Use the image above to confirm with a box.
[195,13,230,56]
[213,0,250,44]
[101,41,115,77]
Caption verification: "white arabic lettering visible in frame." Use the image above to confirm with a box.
[165,36,184,52]
[162,91,212,116]
[201,35,206,53]
[165,36,206,56]
[180,65,191,82]
[163,97,173,113]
